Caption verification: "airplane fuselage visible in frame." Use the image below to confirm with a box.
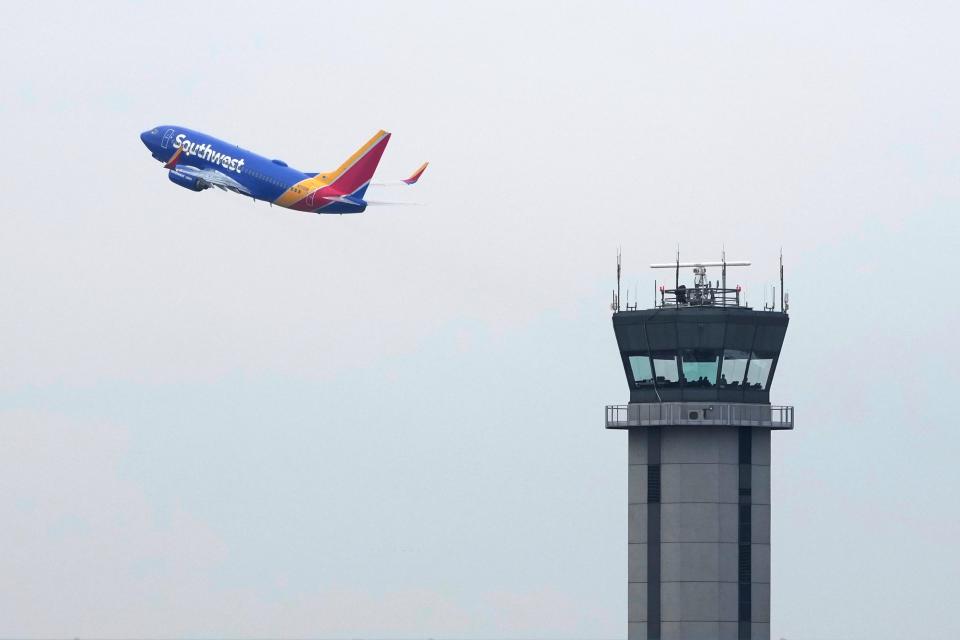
[140,126,393,214]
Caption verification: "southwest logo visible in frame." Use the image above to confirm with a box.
[173,134,245,173]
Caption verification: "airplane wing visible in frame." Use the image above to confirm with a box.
[371,161,429,186]
[173,165,251,195]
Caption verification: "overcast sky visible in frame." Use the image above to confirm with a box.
[1,2,958,639]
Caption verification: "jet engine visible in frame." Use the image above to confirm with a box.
[168,171,208,192]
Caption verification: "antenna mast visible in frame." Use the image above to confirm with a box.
[675,246,680,290]
[616,248,622,312]
[722,247,727,308]
[780,249,785,313]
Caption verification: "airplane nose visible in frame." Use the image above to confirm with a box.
[140,131,158,151]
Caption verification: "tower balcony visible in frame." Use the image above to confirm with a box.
[605,402,794,430]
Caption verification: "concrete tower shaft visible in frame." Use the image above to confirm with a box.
[626,426,772,640]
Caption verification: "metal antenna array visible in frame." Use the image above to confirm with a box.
[780,249,789,312]
[614,250,789,312]
[650,253,750,308]
[611,248,622,312]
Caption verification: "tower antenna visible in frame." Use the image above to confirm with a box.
[675,245,680,290]
[616,248,622,312]
[780,249,785,313]
[722,246,727,308]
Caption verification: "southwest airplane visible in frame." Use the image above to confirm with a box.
[139,126,427,214]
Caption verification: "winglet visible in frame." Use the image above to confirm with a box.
[402,161,429,185]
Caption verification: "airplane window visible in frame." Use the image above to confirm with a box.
[628,355,654,386]
[681,349,720,387]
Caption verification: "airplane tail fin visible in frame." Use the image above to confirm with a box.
[321,130,391,200]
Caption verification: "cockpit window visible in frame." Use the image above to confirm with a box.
[150,128,158,135]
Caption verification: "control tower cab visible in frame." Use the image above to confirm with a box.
[607,255,793,640]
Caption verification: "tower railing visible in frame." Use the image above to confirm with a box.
[658,285,741,308]
[605,402,794,429]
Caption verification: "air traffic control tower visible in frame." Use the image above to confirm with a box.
[606,256,793,640]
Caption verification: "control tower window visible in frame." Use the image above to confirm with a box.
[745,352,774,390]
[628,355,655,386]
[651,352,680,387]
[720,349,750,387]
[681,349,720,387]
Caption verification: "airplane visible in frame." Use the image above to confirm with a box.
[139,126,427,214]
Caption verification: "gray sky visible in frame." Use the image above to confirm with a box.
[1,2,958,638]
